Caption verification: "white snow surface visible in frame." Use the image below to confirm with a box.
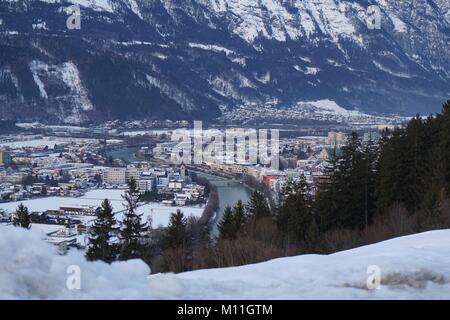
[0,138,66,148]
[1,226,450,299]
[198,0,362,43]
[296,99,363,117]
[0,189,204,228]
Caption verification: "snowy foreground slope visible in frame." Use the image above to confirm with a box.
[1,225,450,299]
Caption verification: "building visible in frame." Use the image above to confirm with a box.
[175,194,190,206]
[103,167,126,185]
[59,205,98,216]
[139,172,155,193]
[104,166,144,185]
[180,163,187,180]
[44,228,78,248]
[363,131,381,143]
[125,165,142,182]
[0,149,9,166]
[168,181,183,191]
[327,132,347,146]
[319,147,342,161]
[152,142,178,157]
[263,175,280,188]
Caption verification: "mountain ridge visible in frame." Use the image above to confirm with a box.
[0,0,449,124]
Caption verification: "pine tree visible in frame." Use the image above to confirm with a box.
[376,128,403,213]
[361,134,379,227]
[316,132,373,230]
[191,222,215,269]
[12,203,32,229]
[401,115,431,212]
[86,199,118,263]
[165,210,188,249]
[232,200,246,233]
[337,132,363,228]
[195,222,213,254]
[246,191,271,219]
[277,175,314,249]
[437,101,450,197]
[119,177,148,261]
[421,114,442,209]
[315,146,340,232]
[164,209,191,272]
[218,206,236,240]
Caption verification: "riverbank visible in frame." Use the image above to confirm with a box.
[191,171,253,237]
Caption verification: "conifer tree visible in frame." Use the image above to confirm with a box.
[437,101,450,197]
[277,175,314,248]
[316,132,373,230]
[86,199,118,263]
[165,209,188,249]
[315,146,340,232]
[164,209,191,272]
[192,222,215,269]
[361,134,379,227]
[401,115,431,212]
[421,114,442,209]
[376,128,404,214]
[119,177,148,260]
[232,200,246,233]
[218,206,236,240]
[246,190,271,219]
[12,203,32,229]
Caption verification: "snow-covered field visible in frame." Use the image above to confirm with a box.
[1,226,450,299]
[0,138,66,148]
[0,189,204,228]
[0,136,98,148]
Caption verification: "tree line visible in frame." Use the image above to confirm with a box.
[151,100,450,271]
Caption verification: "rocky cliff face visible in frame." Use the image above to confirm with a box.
[0,0,449,124]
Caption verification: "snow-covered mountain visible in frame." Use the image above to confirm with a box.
[0,0,449,124]
[2,225,450,299]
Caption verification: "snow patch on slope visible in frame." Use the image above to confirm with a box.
[28,60,93,124]
[29,61,48,99]
[296,99,362,117]
[127,0,142,18]
[200,0,362,44]
[2,225,450,299]
[68,0,114,13]
[188,43,246,66]
[373,61,412,79]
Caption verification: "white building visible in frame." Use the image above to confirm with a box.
[139,172,155,193]
[103,166,144,185]
[103,167,126,185]
[168,181,183,191]
[0,149,5,165]
[125,165,141,182]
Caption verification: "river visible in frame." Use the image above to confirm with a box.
[106,147,138,163]
[195,172,253,237]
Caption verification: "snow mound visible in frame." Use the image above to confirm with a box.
[0,225,180,299]
[1,225,450,299]
[175,230,450,299]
